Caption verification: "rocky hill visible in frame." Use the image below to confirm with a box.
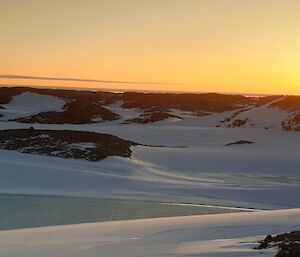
[1,87,300,130]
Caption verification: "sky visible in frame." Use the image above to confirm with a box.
[1,0,300,95]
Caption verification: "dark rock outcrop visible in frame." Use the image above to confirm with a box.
[123,111,182,124]
[225,140,254,146]
[0,129,136,161]
[14,99,119,124]
[255,231,300,257]
[229,118,250,127]
[119,92,256,113]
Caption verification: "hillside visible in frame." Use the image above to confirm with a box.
[1,87,300,131]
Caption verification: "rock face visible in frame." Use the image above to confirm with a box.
[255,232,300,257]
[0,129,136,161]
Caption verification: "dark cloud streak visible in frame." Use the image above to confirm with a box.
[0,74,183,85]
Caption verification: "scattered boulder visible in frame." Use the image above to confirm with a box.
[229,118,249,127]
[225,140,254,146]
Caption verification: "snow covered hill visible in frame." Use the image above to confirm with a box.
[1,87,300,130]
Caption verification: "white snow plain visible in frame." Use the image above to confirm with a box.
[0,208,299,257]
[0,92,65,120]
[0,114,300,209]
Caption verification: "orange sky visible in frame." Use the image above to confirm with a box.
[1,0,300,95]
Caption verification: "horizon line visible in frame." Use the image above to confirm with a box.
[0,83,285,97]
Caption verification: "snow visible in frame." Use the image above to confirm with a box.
[91,117,103,122]
[0,93,300,256]
[0,92,65,120]
[0,107,300,209]
[0,208,299,257]
[69,142,97,150]
[224,98,289,129]
[0,124,300,209]
[33,134,50,139]
[104,100,144,123]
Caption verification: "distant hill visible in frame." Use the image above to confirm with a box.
[1,86,300,131]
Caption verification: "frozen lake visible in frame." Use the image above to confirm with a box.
[0,194,243,230]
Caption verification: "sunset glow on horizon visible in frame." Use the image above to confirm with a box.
[1,0,300,95]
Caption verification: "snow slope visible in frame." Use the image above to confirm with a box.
[0,123,300,209]
[104,100,144,123]
[219,98,289,129]
[0,92,65,120]
[0,93,300,209]
[0,208,299,257]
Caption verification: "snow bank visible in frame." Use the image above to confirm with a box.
[104,100,144,123]
[0,92,65,120]
[225,98,289,129]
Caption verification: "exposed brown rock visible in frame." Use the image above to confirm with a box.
[0,129,136,161]
[255,231,300,257]
[14,99,119,124]
[271,96,300,112]
[119,92,256,113]
[229,119,249,127]
[123,111,182,124]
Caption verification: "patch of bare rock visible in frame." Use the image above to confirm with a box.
[0,128,136,161]
[254,231,300,257]
[123,111,182,124]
